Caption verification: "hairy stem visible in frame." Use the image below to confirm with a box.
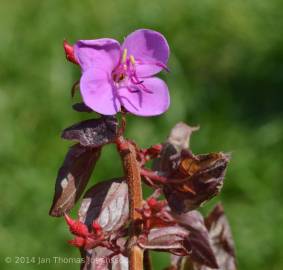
[117,136,143,270]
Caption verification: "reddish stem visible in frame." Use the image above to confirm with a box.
[117,135,143,270]
[140,168,167,184]
[140,168,196,195]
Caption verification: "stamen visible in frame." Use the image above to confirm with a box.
[129,55,135,65]
[122,48,128,63]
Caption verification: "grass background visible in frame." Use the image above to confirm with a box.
[0,0,282,269]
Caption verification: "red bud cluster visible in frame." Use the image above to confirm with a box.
[65,214,104,250]
[137,144,163,166]
[136,197,176,232]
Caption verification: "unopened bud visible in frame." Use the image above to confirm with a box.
[147,198,158,208]
[68,236,85,248]
[63,40,78,64]
[64,214,89,237]
[92,221,102,234]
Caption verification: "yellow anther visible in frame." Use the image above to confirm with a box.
[122,48,128,63]
[129,55,135,65]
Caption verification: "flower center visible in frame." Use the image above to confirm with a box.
[112,49,141,85]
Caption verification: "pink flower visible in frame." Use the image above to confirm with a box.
[73,29,170,116]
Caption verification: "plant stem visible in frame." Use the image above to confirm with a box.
[140,168,167,183]
[117,135,143,270]
[143,250,152,270]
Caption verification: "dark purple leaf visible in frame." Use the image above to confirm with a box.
[81,206,129,270]
[49,144,101,217]
[164,152,230,213]
[173,211,218,268]
[204,204,237,270]
[153,123,199,173]
[152,143,179,174]
[72,102,93,113]
[81,247,128,270]
[62,116,118,148]
[73,179,129,269]
[79,178,129,232]
[171,205,237,270]
[138,226,189,255]
[152,123,230,213]
[111,254,129,270]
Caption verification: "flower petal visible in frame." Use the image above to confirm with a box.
[80,68,121,115]
[74,39,121,72]
[122,29,170,77]
[118,77,170,116]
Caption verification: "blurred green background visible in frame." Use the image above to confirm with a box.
[0,0,282,269]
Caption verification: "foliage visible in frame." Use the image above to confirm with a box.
[0,0,282,269]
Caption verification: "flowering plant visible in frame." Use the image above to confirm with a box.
[49,29,237,270]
